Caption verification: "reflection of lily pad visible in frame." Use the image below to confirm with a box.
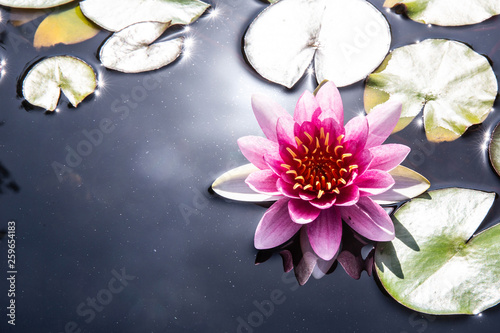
[384,0,500,26]
[244,0,391,88]
[0,0,73,8]
[376,188,499,315]
[22,56,96,111]
[365,39,498,142]
[100,21,183,73]
[34,4,100,49]
[490,122,500,177]
[80,0,210,32]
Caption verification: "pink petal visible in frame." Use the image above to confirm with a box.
[340,197,395,241]
[296,227,319,285]
[298,190,316,201]
[237,136,278,170]
[350,149,373,176]
[365,101,402,149]
[307,208,342,260]
[294,90,320,125]
[315,81,343,125]
[276,116,296,147]
[264,150,286,176]
[369,144,410,171]
[245,169,281,195]
[254,198,301,249]
[344,116,369,154]
[335,185,360,206]
[288,199,321,224]
[356,169,395,196]
[251,94,292,142]
[309,193,337,209]
[276,178,300,199]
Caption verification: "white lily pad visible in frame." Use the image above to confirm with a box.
[384,0,500,26]
[22,56,96,111]
[80,0,210,32]
[0,0,73,8]
[100,21,183,73]
[244,0,391,88]
[365,39,498,142]
[490,122,500,177]
[376,188,499,315]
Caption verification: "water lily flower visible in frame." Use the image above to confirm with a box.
[212,81,430,264]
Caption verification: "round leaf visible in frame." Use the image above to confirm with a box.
[384,0,500,26]
[0,0,73,8]
[22,56,97,111]
[365,39,498,142]
[376,188,499,315]
[80,0,210,32]
[99,21,183,73]
[244,0,391,88]
[489,122,500,177]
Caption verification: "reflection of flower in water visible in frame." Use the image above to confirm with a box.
[232,81,426,283]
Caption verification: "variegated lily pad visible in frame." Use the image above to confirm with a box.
[0,0,73,8]
[490,122,500,177]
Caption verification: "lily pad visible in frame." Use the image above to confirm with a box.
[365,39,498,142]
[244,0,391,88]
[22,56,96,111]
[490,122,500,177]
[376,188,499,315]
[384,0,500,26]
[99,21,183,73]
[80,0,210,32]
[0,0,73,8]
[34,4,100,49]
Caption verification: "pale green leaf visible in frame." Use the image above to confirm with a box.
[371,166,430,205]
[376,188,499,315]
[489,122,500,177]
[365,39,497,142]
[80,0,210,32]
[244,0,391,88]
[22,56,96,111]
[384,0,500,26]
[100,21,183,73]
[0,0,73,8]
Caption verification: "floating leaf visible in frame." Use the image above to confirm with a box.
[384,0,500,26]
[99,21,183,73]
[376,188,499,315]
[80,0,210,32]
[0,0,74,8]
[22,56,96,111]
[244,0,391,88]
[365,39,498,142]
[490,122,500,177]
[34,4,100,49]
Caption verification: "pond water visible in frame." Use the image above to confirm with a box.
[0,1,499,332]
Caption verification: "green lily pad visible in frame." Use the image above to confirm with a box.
[365,39,498,142]
[22,56,96,111]
[384,0,500,26]
[80,0,210,32]
[244,0,391,88]
[99,21,183,73]
[490,122,500,177]
[376,188,499,315]
[0,0,73,8]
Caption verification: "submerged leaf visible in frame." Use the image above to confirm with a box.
[22,56,96,111]
[100,21,183,73]
[490,122,500,177]
[365,39,497,142]
[9,8,46,26]
[384,0,500,26]
[80,0,210,32]
[0,0,73,8]
[376,188,499,315]
[244,0,391,88]
[34,4,100,49]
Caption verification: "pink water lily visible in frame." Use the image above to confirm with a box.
[237,81,410,261]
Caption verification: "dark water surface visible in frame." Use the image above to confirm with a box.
[0,1,499,332]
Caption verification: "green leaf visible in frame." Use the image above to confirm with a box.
[365,39,498,142]
[80,0,210,32]
[22,56,96,111]
[34,4,100,49]
[0,0,73,8]
[375,188,499,315]
[489,122,500,177]
[99,21,183,73]
[384,0,500,26]
[244,0,391,88]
